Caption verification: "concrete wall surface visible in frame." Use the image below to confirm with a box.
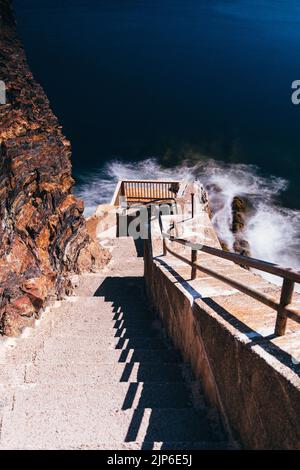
[144,212,300,449]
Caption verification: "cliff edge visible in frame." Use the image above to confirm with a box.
[0,1,110,335]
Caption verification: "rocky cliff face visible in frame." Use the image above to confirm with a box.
[0,1,110,335]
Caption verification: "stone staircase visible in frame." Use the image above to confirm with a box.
[0,237,231,450]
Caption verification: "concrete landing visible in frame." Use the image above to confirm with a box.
[0,237,229,450]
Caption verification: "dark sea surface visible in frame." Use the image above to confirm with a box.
[13,0,300,209]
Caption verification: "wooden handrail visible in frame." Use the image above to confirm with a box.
[121,180,180,184]
[161,231,300,336]
[162,235,300,284]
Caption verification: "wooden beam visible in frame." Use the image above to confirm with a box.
[275,279,295,336]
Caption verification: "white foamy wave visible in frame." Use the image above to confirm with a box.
[245,204,300,286]
[75,158,300,286]
[75,159,195,215]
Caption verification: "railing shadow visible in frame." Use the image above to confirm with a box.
[94,275,220,449]
[133,238,144,258]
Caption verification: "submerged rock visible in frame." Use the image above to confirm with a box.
[232,196,249,233]
[231,196,252,257]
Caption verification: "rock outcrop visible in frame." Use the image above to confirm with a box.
[0,1,110,335]
[231,196,251,257]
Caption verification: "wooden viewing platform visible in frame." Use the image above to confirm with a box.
[112,180,181,205]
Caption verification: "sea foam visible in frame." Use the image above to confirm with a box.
[75,158,300,288]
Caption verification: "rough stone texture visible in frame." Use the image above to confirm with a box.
[0,2,110,336]
[231,196,251,257]
[145,207,300,449]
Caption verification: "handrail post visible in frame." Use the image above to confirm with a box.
[191,248,197,280]
[275,278,295,336]
[163,237,167,256]
[191,193,195,219]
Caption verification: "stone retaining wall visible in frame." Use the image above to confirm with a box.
[144,218,300,449]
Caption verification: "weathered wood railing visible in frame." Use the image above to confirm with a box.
[161,231,300,336]
[112,180,180,205]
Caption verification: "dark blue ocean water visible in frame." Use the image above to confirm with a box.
[13,0,300,208]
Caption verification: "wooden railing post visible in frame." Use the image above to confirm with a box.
[191,193,195,219]
[275,278,295,336]
[160,226,300,332]
[191,248,197,280]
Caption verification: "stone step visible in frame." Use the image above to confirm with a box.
[1,327,168,368]
[0,441,234,450]
[89,280,146,297]
[51,316,160,337]
[94,293,148,305]
[4,383,194,410]
[0,406,220,449]
[38,336,168,358]
[50,298,150,313]
[68,305,152,320]
[3,330,174,368]
[25,362,185,385]
[113,326,162,338]
[33,347,181,367]
[54,297,150,316]
[85,441,235,450]
[47,320,162,338]
[71,275,146,297]
[51,310,153,328]
[114,337,167,350]
[106,263,144,271]
[4,329,168,365]
[70,274,105,297]
[109,236,140,247]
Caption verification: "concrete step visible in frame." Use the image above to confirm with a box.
[76,440,234,450]
[39,321,162,339]
[78,307,152,321]
[108,236,140,247]
[70,274,105,297]
[0,406,219,449]
[51,316,160,337]
[0,364,26,385]
[71,275,146,297]
[53,295,151,317]
[37,336,168,359]
[0,441,233,450]
[4,383,194,410]
[2,328,167,367]
[114,337,167,350]
[114,326,162,338]
[89,279,146,299]
[25,362,185,385]
[33,347,181,367]
[2,331,169,367]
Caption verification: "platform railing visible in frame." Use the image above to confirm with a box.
[161,228,300,336]
[121,180,180,203]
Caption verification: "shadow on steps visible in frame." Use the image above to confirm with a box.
[93,275,226,450]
